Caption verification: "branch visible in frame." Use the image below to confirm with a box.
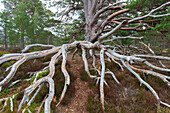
[0,40,169,112]
[99,20,128,42]
[100,8,129,27]
[61,6,83,19]
[0,56,27,86]
[102,36,143,43]
[0,47,60,87]
[140,42,166,68]
[128,2,170,23]
[91,5,125,26]
[105,52,124,71]
[18,76,54,113]
[107,21,153,31]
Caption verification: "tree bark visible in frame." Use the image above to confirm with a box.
[4,24,8,49]
[20,27,25,49]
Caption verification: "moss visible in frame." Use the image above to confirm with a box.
[13,95,17,112]
[0,93,2,98]
[38,70,50,78]
[1,63,10,68]
[30,76,36,84]
[32,70,50,82]
[30,70,50,84]
[0,51,10,57]
[10,61,16,64]
[29,47,41,53]
[80,66,98,81]
[41,57,51,62]
[89,70,97,75]
[88,80,96,89]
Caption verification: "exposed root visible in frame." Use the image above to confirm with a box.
[105,71,120,84]
[81,47,97,78]
[0,40,170,112]
[22,44,55,53]
[99,47,105,110]
[121,60,170,107]
[128,64,170,86]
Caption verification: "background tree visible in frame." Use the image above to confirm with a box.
[0,11,12,49]
[0,0,59,49]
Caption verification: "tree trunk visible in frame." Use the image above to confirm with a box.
[20,27,25,49]
[4,24,8,49]
[83,0,98,43]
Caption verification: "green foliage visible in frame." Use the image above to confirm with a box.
[126,0,169,12]
[0,0,59,48]
[152,17,170,31]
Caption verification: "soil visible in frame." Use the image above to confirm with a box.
[57,54,93,113]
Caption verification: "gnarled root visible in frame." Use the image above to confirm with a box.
[0,41,169,112]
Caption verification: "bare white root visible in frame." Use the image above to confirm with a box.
[22,44,55,53]
[121,60,170,107]
[82,47,97,78]
[105,71,120,84]
[0,40,170,112]
[99,47,105,110]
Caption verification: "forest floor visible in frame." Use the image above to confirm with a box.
[0,48,170,113]
[57,54,93,113]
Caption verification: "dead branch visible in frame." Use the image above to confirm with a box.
[128,2,170,23]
